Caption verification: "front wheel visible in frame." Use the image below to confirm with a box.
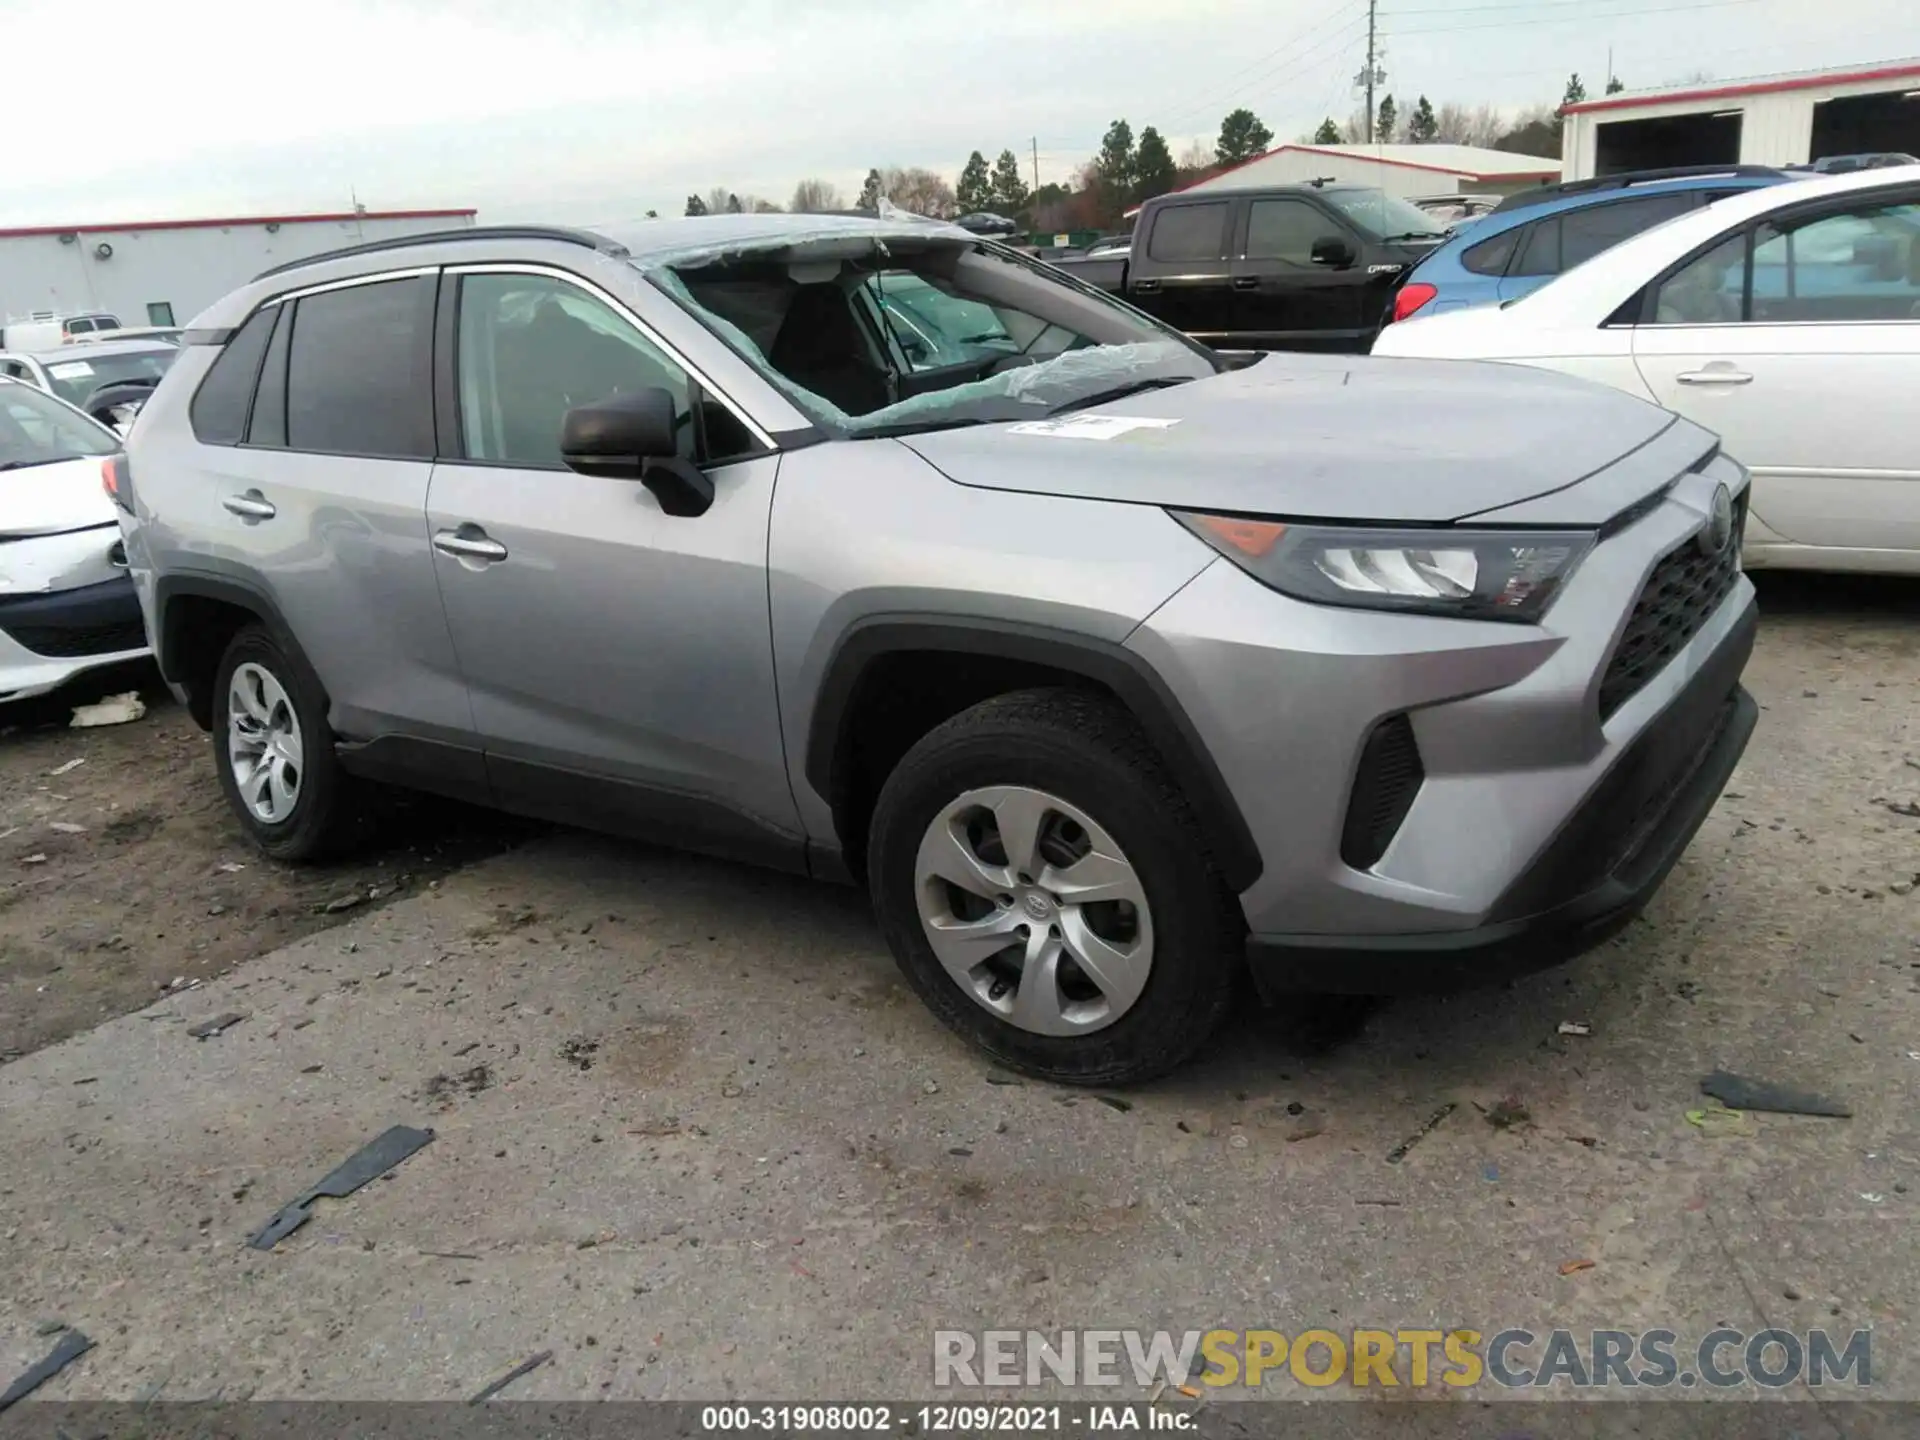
[867,688,1244,1085]
[211,625,364,861]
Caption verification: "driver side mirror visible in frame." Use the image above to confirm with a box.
[560,387,713,517]
[1310,235,1356,268]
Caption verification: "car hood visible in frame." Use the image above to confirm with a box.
[898,352,1696,524]
[0,455,117,538]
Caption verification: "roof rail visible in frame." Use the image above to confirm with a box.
[253,224,628,281]
[1489,165,1789,215]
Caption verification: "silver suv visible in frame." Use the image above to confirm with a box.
[120,215,1757,1083]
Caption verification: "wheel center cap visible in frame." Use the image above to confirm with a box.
[1021,891,1054,922]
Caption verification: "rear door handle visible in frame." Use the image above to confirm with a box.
[222,491,276,520]
[1131,278,1161,293]
[1675,368,1753,386]
[1231,277,1259,290]
[432,528,508,563]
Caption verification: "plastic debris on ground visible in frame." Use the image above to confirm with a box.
[1557,1021,1592,1037]
[248,1124,436,1250]
[70,691,146,728]
[0,1329,94,1412]
[1699,1070,1851,1118]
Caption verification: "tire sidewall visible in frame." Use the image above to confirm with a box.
[870,714,1237,1082]
[211,627,339,859]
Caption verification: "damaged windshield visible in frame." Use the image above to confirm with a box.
[642,234,1219,437]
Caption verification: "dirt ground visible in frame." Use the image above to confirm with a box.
[0,666,534,1062]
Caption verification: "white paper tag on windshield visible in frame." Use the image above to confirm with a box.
[1007,414,1180,441]
[47,361,95,379]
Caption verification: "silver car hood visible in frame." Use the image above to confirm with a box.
[899,353,1706,524]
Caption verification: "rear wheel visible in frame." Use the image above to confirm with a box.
[868,688,1243,1085]
[211,625,364,861]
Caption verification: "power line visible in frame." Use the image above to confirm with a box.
[1145,0,1366,134]
[1387,0,1758,36]
[1156,8,1372,139]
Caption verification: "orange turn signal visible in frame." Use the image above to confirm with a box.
[1190,514,1286,558]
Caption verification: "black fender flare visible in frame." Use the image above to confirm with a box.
[152,572,332,728]
[803,615,1263,893]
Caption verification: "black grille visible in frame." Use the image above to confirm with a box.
[1341,714,1424,870]
[1597,494,1746,720]
[3,618,147,658]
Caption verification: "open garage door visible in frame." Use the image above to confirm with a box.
[1811,91,1920,163]
[1596,112,1742,175]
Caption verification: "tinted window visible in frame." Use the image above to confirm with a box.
[1747,200,1920,322]
[285,277,434,458]
[1560,193,1695,269]
[248,306,291,447]
[41,349,176,409]
[188,304,278,444]
[1146,203,1229,263]
[1510,219,1562,276]
[1650,235,1747,324]
[1245,199,1331,264]
[1461,227,1520,276]
[456,273,696,468]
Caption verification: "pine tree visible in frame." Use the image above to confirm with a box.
[1216,108,1274,164]
[726,193,743,214]
[956,151,994,214]
[684,194,708,216]
[990,149,1030,216]
[1606,75,1626,94]
[1563,73,1588,108]
[1376,95,1398,144]
[1407,95,1439,143]
[856,169,882,210]
[1133,127,1177,204]
[1094,119,1136,220]
[1313,117,1342,145]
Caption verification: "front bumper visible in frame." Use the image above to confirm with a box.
[1247,604,1755,995]
[0,574,151,702]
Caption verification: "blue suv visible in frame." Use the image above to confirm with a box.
[1383,165,1796,327]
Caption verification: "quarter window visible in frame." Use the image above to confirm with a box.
[1244,199,1332,264]
[188,303,277,445]
[1461,227,1520,276]
[1145,203,1229,263]
[284,277,435,458]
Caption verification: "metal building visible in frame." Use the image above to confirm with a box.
[1561,59,1920,180]
[0,208,477,330]
[1164,143,1559,203]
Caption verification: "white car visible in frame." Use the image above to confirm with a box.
[0,378,150,702]
[1374,165,1920,574]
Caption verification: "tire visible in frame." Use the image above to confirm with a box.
[210,624,364,862]
[867,687,1244,1086]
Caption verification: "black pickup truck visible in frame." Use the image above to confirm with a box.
[1049,183,1450,352]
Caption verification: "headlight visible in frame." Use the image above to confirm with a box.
[1173,512,1594,623]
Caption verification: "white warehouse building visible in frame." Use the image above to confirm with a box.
[0,207,477,331]
[1157,142,1559,205]
[1560,58,1920,179]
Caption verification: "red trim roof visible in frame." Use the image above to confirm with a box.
[1564,61,1920,115]
[0,208,477,240]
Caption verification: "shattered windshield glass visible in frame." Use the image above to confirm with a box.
[639,230,1218,437]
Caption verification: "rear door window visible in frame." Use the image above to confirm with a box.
[188,304,278,445]
[283,276,435,458]
[1146,203,1230,263]
[1559,193,1695,268]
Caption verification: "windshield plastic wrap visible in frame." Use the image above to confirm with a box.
[651,261,1192,433]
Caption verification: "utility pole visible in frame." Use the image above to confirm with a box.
[1031,137,1040,194]
[1365,0,1377,143]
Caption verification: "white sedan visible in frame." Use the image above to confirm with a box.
[1374,164,1920,574]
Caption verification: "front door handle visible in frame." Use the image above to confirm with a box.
[1231,276,1259,290]
[1131,278,1161,294]
[222,491,276,520]
[1675,367,1753,386]
[432,528,508,563]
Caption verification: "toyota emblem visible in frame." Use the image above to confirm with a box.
[1699,484,1734,556]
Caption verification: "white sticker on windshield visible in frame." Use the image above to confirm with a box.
[1006,415,1180,441]
[47,361,94,379]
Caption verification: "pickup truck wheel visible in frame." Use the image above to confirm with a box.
[868,688,1243,1085]
[211,625,364,862]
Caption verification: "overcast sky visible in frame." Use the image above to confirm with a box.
[5,0,1915,227]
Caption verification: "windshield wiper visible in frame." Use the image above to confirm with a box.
[857,417,994,439]
[1046,377,1189,417]
[0,457,79,472]
[1380,230,1444,242]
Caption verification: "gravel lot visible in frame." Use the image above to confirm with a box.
[1,572,1916,1406]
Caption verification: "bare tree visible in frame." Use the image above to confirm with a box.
[1177,139,1214,171]
[1431,103,1505,148]
[881,165,958,218]
[790,178,843,214]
